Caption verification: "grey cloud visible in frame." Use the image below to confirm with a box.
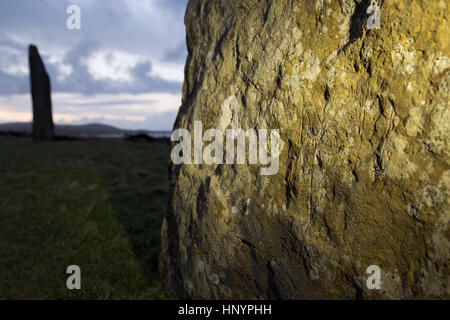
[163,41,188,64]
[155,0,189,13]
[54,42,182,95]
[0,70,28,95]
[0,0,188,95]
[0,0,187,130]
[0,38,183,95]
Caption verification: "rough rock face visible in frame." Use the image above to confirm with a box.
[29,44,54,142]
[161,0,449,299]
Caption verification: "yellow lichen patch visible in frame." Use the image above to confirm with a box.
[383,134,418,180]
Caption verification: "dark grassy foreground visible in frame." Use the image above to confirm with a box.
[0,137,170,299]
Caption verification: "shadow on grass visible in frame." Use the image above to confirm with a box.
[0,137,171,299]
[90,140,171,286]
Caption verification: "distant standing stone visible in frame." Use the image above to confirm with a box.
[29,44,54,141]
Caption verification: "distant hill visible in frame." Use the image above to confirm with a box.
[0,122,171,138]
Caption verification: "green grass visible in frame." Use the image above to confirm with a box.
[0,137,171,299]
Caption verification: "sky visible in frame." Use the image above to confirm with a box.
[0,0,189,131]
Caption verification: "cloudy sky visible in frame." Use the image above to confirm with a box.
[0,0,189,130]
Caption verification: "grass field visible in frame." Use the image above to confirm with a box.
[0,137,171,299]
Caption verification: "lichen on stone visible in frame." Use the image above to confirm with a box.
[160,0,450,299]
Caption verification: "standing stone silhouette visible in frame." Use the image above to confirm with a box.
[29,44,54,141]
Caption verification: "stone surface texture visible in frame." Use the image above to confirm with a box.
[161,0,449,299]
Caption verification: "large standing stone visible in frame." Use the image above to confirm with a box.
[161,0,449,299]
[29,44,54,141]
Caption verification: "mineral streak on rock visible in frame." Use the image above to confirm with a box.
[29,44,54,141]
[160,0,449,299]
